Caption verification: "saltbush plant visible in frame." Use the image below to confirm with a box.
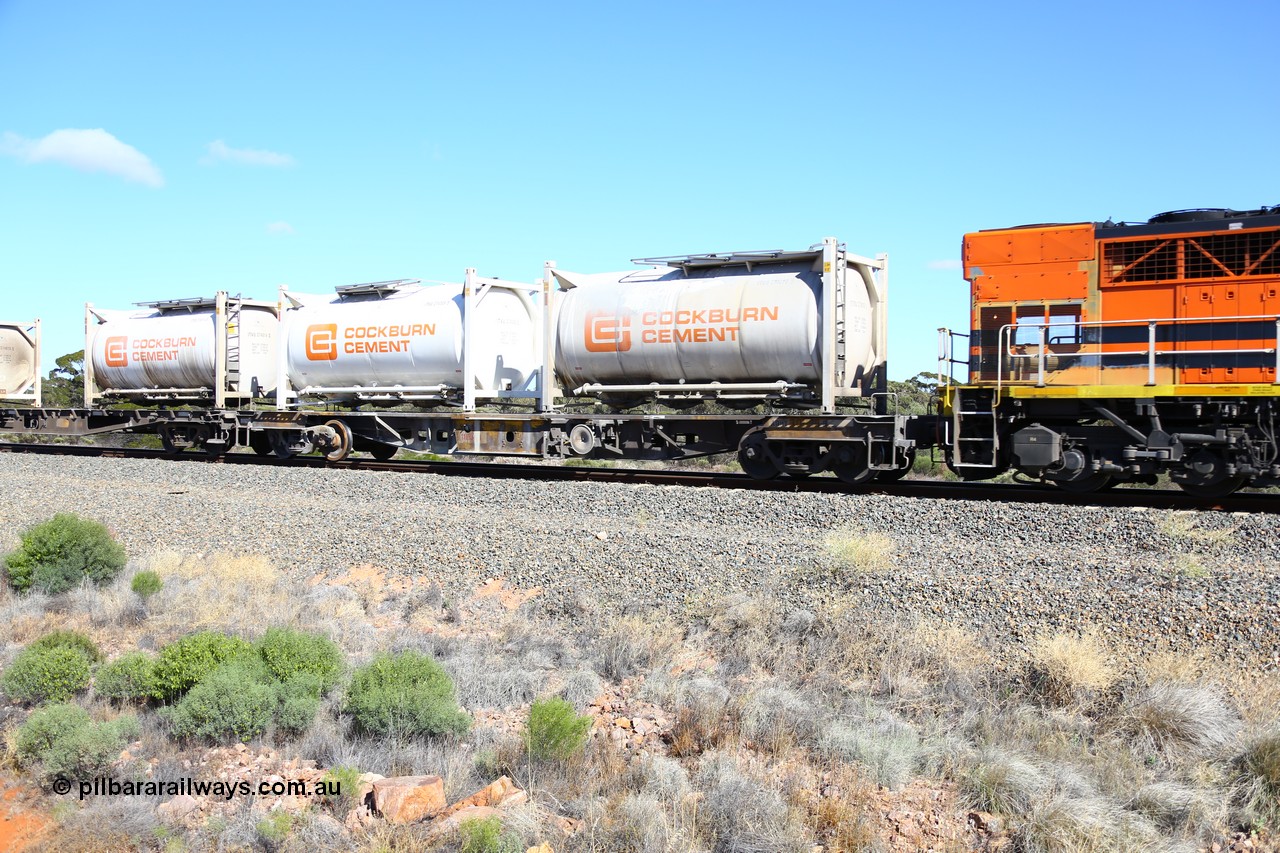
[95,651,159,703]
[150,631,253,700]
[28,630,103,663]
[167,660,278,742]
[129,570,163,600]
[16,703,139,783]
[256,627,344,691]
[458,814,520,853]
[3,513,127,594]
[275,673,324,735]
[345,651,470,739]
[1,643,93,703]
[525,696,592,761]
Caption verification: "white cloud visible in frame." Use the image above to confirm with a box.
[927,259,963,270]
[203,140,295,167]
[266,221,295,235]
[0,128,163,187]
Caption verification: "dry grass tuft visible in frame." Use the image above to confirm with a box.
[1028,630,1118,707]
[961,748,1049,815]
[1158,512,1238,547]
[590,614,682,682]
[145,550,300,637]
[1120,682,1240,757]
[1130,780,1227,839]
[823,525,894,575]
[1232,728,1280,831]
[1015,791,1163,853]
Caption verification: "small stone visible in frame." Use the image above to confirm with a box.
[157,794,200,824]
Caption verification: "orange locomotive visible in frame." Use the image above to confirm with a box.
[940,206,1280,496]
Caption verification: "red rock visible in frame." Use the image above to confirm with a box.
[372,775,446,825]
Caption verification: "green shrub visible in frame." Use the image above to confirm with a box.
[321,764,364,813]
[167,660,277,742]
[16,703,137,783]
[458,814,520,853]
[3,513,127,594]
[256,810,294,848]
[130,570,163,600]
[2,644,93,703]
[95,651,159,703]
[256,627,343,691]
[345,651,470,739]
[525,696,592,761]
[275,673,323,735]
[151,631,253,700]
[29,630,103,663]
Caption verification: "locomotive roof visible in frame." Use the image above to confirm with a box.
[1095,205,1280,238]
[976,206,1280,239]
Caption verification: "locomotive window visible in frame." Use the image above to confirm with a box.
[1048,305,1081,346]
[1012,304,1081,347]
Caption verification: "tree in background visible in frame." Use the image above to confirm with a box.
[886,371,941,416]
[43,351,84,408]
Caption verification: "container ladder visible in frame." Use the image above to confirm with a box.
[225,295,242,395]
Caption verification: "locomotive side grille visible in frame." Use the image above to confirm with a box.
[1104,227,1280,284]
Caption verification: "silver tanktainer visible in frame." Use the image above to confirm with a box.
[85,293,279,406]
[546,237,887,413]
[278,271,542,408]
[0,319,41,406]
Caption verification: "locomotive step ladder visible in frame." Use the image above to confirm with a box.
[951,387,999,468]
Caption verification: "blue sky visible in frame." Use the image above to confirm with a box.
[2,0,1277,379]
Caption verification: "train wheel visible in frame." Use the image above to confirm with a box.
[1176,450,1247,497]
[368,443,398,461]
[831,459,875,486]
[323,420,354,462]
[249,431,273,456]
[1177,474,1247,498]
[737,435,779,480]
[1050,472,1113,494]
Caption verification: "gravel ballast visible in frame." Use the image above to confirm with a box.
[0,453,1275,671]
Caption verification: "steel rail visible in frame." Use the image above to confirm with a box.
[0,441,1275,514]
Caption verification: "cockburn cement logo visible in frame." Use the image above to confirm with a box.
[104,336,128,368]
[583,306,781,352]
[584,312,631,353]
[103,335,195,367]
[304,322,436,361]
[304,324,338,361]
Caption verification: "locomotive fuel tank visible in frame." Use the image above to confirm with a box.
[282,279,539,403]
[552,248,881,407]
[86,295,278,404]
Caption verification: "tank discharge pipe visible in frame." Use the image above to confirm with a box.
[570,381,804,395]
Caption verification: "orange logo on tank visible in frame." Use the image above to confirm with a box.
[305,324,339,360]
[584,312,631,353]
[104,336,128,367]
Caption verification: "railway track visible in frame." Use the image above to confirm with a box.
[2,440,1276,514]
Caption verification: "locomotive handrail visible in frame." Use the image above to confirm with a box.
[936,327,970,390]
[994,313,1280,390]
